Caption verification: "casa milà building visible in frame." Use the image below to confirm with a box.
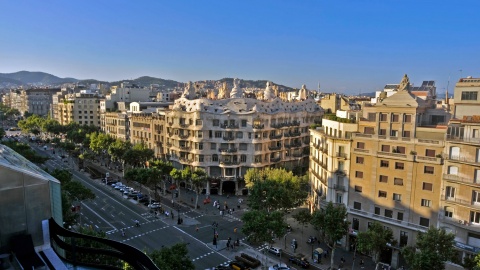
[165,79,323,195]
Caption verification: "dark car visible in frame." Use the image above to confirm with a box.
[289,257,310,269]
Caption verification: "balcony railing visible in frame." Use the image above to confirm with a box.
[179,146,191,151]
[179,134,189,139]
[336,152,348,159]
[292,152,303,158]
[268,146,282,151]
[219,148,237,153]
[335,169,347,176]
[221,124,239,129]
[270,157,281,163]
[446,135,480,144]
[269,134,283,139]
[415,155,443,164]
[220,160,240,165]
[441,195,476,207]
[179,157,193,164]
[448,155,480,165]
[223,137,235,141]
[353,148,369,153]
[166,143,172,147]
[253,124,264,129]
[349,208,428,232]
[180,123,190,128]
[333,184,346,191]
[354,133,373,138]
[443,173,480,186]
[377,151,407,159]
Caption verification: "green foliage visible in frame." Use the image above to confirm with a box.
[1,141,49,164]
[122,142,154,167]
[241,210,287,245]
[293,208,312,226]
[357,221,395,263]
[324,113,354,123]
[244,168,308,211]
[311,202,349,269]
[18,114,43,134]
[309,124,321,129]
[88,132,114,154]
[402,227,456,270]
[190,168,207,208]
[108,139,131,162]
[0,127,5,138]
[148,243,195,270]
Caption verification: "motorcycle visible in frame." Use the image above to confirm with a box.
[307,236,318,244]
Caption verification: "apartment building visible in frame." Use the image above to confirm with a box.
[2,88,59,116]
[164,80,323,195]
[347,75,449,268]
[104,112,129,141]
[55,90,103,127]
[310,116,358,212]
[440,77,480,260]
[129,111,167,159]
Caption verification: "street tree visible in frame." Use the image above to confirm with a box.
[356,221,395,264]
[190,168,207,208]
[293,208,312,242]
[148,243,195,270]
[169,168,186,200]
[1,141,49,164]
[245,168,308,211]
[18,114,43,135]
[310,202,349,269]
[108,139,131,163]
[402,227,456,270]
[150,159,173,195]
[89,132,114,155]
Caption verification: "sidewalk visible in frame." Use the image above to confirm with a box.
[279,207,376,270]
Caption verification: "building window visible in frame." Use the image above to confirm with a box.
[422,182,433,191]
[212,154,218,162]
[424,166,434,174]
[374,207,380,215]
[355,171,363,178]
[213,119,219,126]
[391,114,399,122]
[211,143,217,150]
[402,130,411,138]
[364,127,374,134]
[379,113,388,121]
[444,207,453,218]
[199,155,204,162]
[390,130,398,137]
[353,201,361,210]
[470,211,480,224]
[381,145,390,152]
[446,186,456,198]
[368,113,376,121]
[241,119,247,127]
[196,119,202,125]
[356,142,365,149]
[461,91,478,101]
[404,114,412,123]
[352,218,359,230]
[215,131,222,138]
[393,193,402,201]
[397,212,404,221]
[396,146,406,154]
[425,149,436,157]
[419,217,430,227]
[395,162,404,170]
[379,129,387,135]
[240,155,247,162]
[239,143,247,150]
[336,193,342,204]
[472,191,480,204]
[379,175,388,183]
[378,191,387,198]
[421,199,431,207]
[400,231,408,247]
[380,160,389,167]
[356,156,364,164]
[385,209,393,218]
[354,186,362,193]
[394,178,403,186]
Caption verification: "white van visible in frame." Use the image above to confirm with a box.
[268,246,282,256]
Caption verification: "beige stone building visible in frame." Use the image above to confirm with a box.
[440,77,480,260]
[318,93,351,114]
[2,88,59,116]
[55,90,103,127]
[309,75,451,267]
[104,112,129,141]
[129,112,167,159]
[164,79,323,195]
[309,117,358,211]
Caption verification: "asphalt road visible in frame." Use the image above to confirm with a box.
[30,139,246,270]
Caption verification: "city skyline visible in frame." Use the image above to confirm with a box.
[1,1,479,94]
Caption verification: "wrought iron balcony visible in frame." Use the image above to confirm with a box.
[179,146,191,151]
[270,157,281,163]
[180,123,190,128]
[333,184,346,191]
[179,133,189,139]
[219,148,237,153]
[220,160,240,165]
[268,146,282,151]
[252,124,264,129]
[223,136,235,141]
[269,134,283,139]
[221,123,239,129]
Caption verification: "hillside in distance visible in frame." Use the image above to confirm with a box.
[0,71,78,85]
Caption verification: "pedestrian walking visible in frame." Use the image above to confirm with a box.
[196,226,199,232]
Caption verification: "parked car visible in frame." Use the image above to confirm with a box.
[269,263,291,270]
[138,196,149,203]
[268,246,282,256]
[288,257,310,269]
[148,202,162,209]
[114,184,125,190]
[127,191,140,197]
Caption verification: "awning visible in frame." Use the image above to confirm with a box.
[314,248,323,254]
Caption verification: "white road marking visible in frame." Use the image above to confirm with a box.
[80,202,117,230]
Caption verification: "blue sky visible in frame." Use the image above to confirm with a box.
[1,1,479,94]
